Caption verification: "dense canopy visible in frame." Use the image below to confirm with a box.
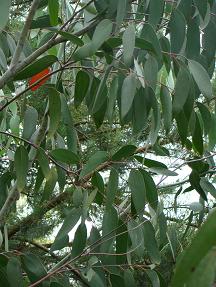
[0,0,216,286]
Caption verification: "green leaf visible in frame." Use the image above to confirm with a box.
[21,254,48,284]
[194,0,208,19]
[42,167,57,201]
[15,146,29,192]
[0,47,7,70]
[7,257,23,287]
[197,102,211,135]
[71,223,87,258]
[121,73,137,119]
[73,19,112,60]
[92,19,113,50]
[140,169,158,210]
[14,55,57,80]
[48,87,61,138]
[143,220,161,264]
[106,168,118,208]
[150,90,160,144]
[189,170,207,201]
[112,145,137,161]
[145,270,160,287]
[200,178,216,199]
[37,148,50,180]
[74,71,90,108]
[124,270,136,287]
[107,76,118,123]
[51,208,81,251]
[160,86,172,132]
[144,55,158,91]
[22,106,38,140]
[123,24,136,67]
[116,0,127,31]
[192,113,203,155]
[140,24,162,61]
[91,65,112,114]
[60,94,77,153]
[79,151,108,179]
[171,209,216,287]
[128,219,145,257]
[188,60,213,99]
[169,9,186,53]
[128,170,146,214]
[173,66,191,114]
[0,0,11,30]
[101,206,118,253]
[48,0,59,26]
[149,0,164,28]
[186,250,216,287]
[50,149,79,164]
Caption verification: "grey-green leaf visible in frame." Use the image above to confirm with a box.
[0,0,11,30]
[15,146,29,192]
[188,60,213,99]
[128,170,146,214]
[123,24,136,67]
[121,73,137,119]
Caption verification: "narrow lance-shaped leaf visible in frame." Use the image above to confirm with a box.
[48,0,59,26]
[106,168,118,208]
[188,60,213,99]
[7,257,23,287]
[123,24,136,67]
[143,220,161,264]
[169,9,186,53]
[22,106,38,140]
[121,73,137,119]
[0,0,11,30]
[74,70,90,108]
[160,85,172,132]
[15,146,29,192]
[128,170,146,214]
[71,223,87,258]
[48,87,61,138]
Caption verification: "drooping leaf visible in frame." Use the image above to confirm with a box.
[128,170,146,214]
[48,87,61,138]
[22,106,38,140]
[143,220,161,264]
[48,0,59,26]
[14,146,28,192]
[149,0,164,28]
[115,0,127,30]
[74,70,90,108]
[21,254,48,285]
[0,0,11,30]
[160,85,172,132]
[7,257,23,287]
[140,169,158,210]
[107,76,118,123]
[106,168,118,208]
[71,223,87,258]
[200,178,216,199]
[51,208,81,251]
[121,73,137,119]
[173,66,191,114]
[123,24,136,67]
[169,9,186,53]
[37,148,50,180]
[188,60,213,99]
[144,55,158,91]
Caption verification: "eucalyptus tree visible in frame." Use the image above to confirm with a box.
[0,0,216,286]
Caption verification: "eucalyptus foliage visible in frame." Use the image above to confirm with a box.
[0,0,216,286]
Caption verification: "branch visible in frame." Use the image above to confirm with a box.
[10,0,41,68]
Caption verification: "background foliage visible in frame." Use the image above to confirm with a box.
[0,0,216,286]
